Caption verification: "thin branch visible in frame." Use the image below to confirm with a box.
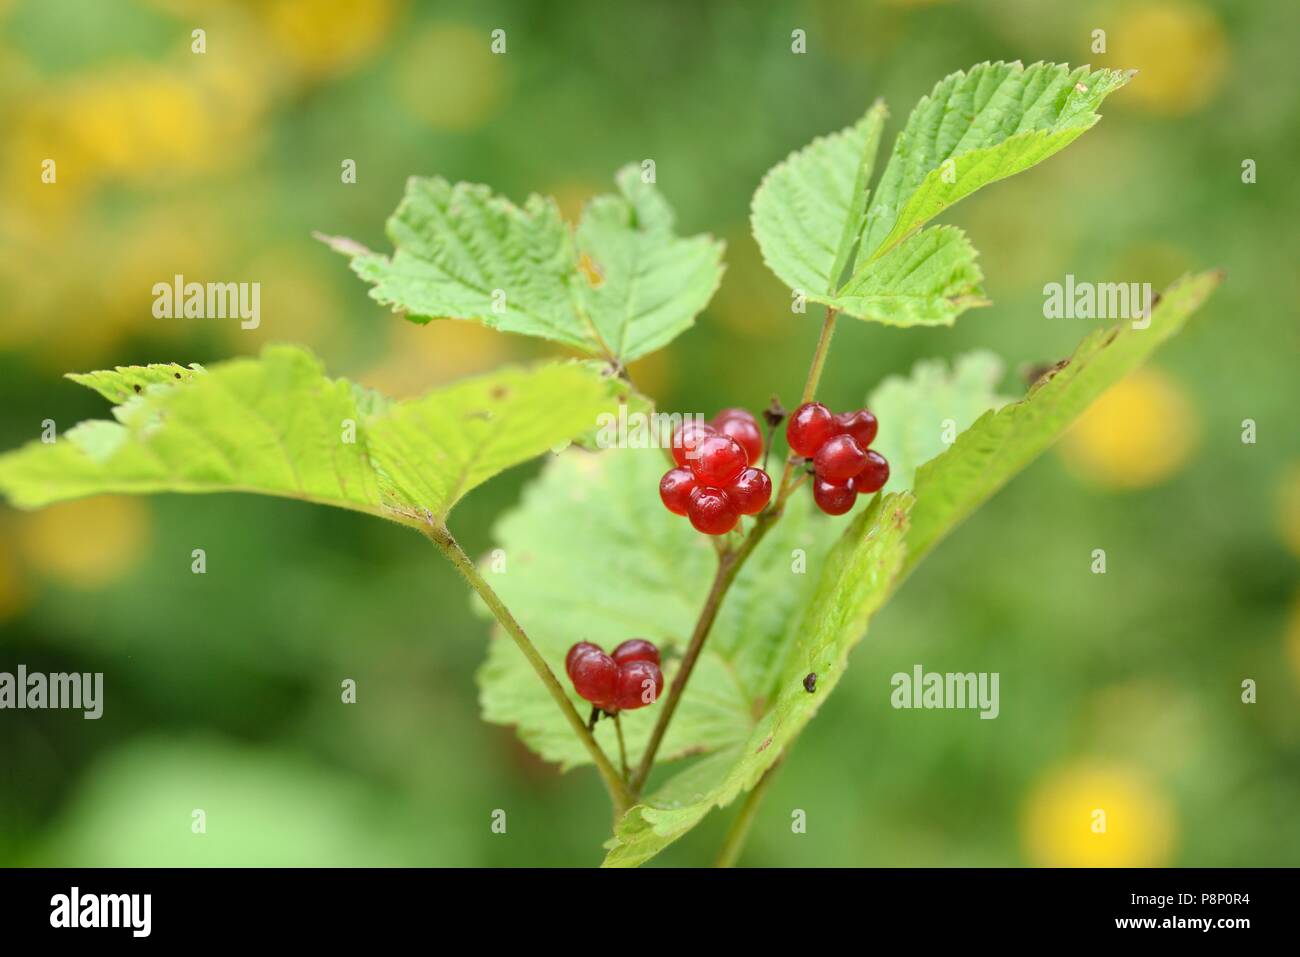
[715,756,785,868]
[423,518,635,815]
[614,713,629,780]
[627,306,842,797]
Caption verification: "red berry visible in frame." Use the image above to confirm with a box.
[614,659,663,710]
[727,466,772,515]
[786,402,836,457]
[813,475,857,515]
[813,434,868,482]
[855,449,890,493]
[834,409,878,449]
[713,407,757,425]
[714,415,763,465]
[565,641,602,679]
[687,486,740,535]
[570,650,617,709]
[659,467,696,516]
[671,420,715,467]
[612,638,660,667]
[691,434,747,485]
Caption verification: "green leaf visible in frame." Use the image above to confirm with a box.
[867,350,1012,491]
[576,166,726,362]
[0,346,630,527]
[750,100,888,298]
[856,61,1131,266]
[324,166,723,365]
[831,225,987,327]
[903,270,1223,575]
[603,492,914,867]
[476,447,839,770]
[66,362,204,404]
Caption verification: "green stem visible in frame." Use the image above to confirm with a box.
[628,307,841,797]
[715,756,784,868]
[423,519,635,815]
[801,306,838,405]
[614,712,629,780]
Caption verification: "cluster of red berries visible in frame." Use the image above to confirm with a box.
[565,639,664,712]
[786,402,889,515]
[659,408,772,535]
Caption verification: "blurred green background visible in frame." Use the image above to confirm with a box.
[1,0,1297,867]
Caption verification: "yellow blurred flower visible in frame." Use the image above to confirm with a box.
[262,0,400,80]
[1023,761,1176,866]
[393,23,505,131]
[1107,0,1227,115]
[359,316,512,398]
[1059,367,1198,489]
[18,498,152,590]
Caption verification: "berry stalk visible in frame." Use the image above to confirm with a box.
[630,307,845,795]
[422,518,635,815]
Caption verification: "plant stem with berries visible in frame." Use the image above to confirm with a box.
[423,518,634,815]
[631,309,842,794]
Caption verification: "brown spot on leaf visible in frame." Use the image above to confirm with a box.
[755,735,773,754]
[578,252,604,288]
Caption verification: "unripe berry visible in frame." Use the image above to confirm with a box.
[855,449,890,493]
[671,421,715,468]
[659,467,696,516]
[612,638,660,667]
[565,641,602,679]
[691,434,747,485]
[813,475,857,515]
[813,434,868,482]
[614,659,663,710]
[727,466,772,515]
[786,402,836,457]
[834,409,878,449]
[687,486,740,535]
[570,650,617,709]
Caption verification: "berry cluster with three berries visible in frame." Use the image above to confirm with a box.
[565,639,664,712]
[659,408,773,535]
[786,402,890,516]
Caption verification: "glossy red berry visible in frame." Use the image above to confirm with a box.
[854,449,890,493]
[612,638,660,667]
[834,409,878,449]
[659,467,696,516]
[813,475,857,515]
[713,409,763,464]
[727,466,772,515]
[687,486,740,535]
[813,434,868,482]
[565,641,602,679]
[712,416,759,465]
[614,659,664,710]
[786,402,836,457]
[691,434,747,485]
[570,649,617,709]
[671,420,715,467]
